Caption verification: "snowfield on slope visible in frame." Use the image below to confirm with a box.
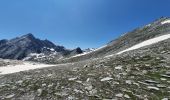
[161,19,170,24]
[117,34,170,54]
[105,33,170,58]
[0,62,55,75]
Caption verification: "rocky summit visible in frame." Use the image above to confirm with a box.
[0,17,170,100]
[0,33,83,60]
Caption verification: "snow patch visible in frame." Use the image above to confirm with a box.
[117,34,170,54]
[0,62,55,75]
[161,19,170,24]
[30,53,45,58]
[83,48,96,52]
[43,47,55,51]
[22,57,31,61]
[71,52,89,58]
[50,48,55,51]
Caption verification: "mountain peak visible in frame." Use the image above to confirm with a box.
[75,47,83,53]
[0,33,81,60]
[21,33,35,39]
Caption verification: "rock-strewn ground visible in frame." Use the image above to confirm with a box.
[0,38,170,100]
[0,49,170,100]
[0,59,23,67]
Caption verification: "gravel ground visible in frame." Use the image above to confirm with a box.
[0,39,170,100]
[0,59,23,67]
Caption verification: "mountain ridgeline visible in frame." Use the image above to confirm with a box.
[57,17,170,63]
[0,33,83,60]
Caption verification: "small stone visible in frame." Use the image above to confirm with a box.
[17,80,23,85]
[85,84,93,91]
[68,77,77,81]
[161,74,170,78]
[156,57,161,60]
[122,72,127,76]
[76,81,82,84]
[145,80,159,84]
[37,89,43,96]
[156,84,166,88]
[86,78,90,82]
[142,70,147,74]
[160,78,167,81]
[124,94,130,98]
[130,76,135,79]
[115,93,123,97]
[168,87,170,89]
[42,83,46,87]
[101,77,113,82]
[133,82,139,86]
[5,94,15,99]
[74,89,83,94]
[115,65,123,70]
[67,96,75,100]
[144,64,150,67]
[165,66,170,68]
[126,80,132,85]
[11,86,17,90]
[47,74,53,77]
[55,92,68,96]
[48,83,54,88]
[162,98,168,100]
[165,72,170,75]
[147,86,159,91]
[89,89,97,95]
[84,64,88,68]
[134,64,140,67]
[161,51,166,54]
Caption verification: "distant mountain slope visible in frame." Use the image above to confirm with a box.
[106,17,170,55]
[0,33,82,60]
[58,17,170,63]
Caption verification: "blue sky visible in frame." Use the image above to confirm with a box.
[0,0,170,49]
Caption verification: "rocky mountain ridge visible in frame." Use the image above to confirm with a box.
[57,17,170,63]
[0,33,83,60]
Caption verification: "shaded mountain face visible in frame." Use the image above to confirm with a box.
[0,33,82,60]
[58,17,170,63]
[69,47,83,56]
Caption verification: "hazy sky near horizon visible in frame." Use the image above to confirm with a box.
[0,0,170,49]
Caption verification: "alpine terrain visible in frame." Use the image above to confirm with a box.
[0,33,82,62]
[0,17,170,100]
